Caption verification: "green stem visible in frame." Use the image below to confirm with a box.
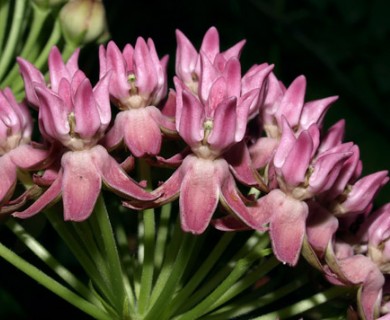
[5,218,93,301]
[0,0,11,54]
[253,285,352,320]
[114,219,137,314]
[163,232,235,319]
[0,242,111,320]
[144,233,197,320]
[45,209,114,304]
[136,158,156,315]
[0,3,50,87]
[154,202,171,273]
[176,232,269,314]
[205,277,307,320]
[93,194,126,314]
[0,0,27,80]
[208,255,278,311]
[175,256,259,320]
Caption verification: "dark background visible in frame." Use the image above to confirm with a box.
[1,0,389,318]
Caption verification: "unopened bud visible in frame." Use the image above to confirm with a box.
[59,0,109,45]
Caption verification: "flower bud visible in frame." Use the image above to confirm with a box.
[59,0,109,45]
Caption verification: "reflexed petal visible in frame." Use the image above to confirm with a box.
[249,137,279,169]
[102,111,126,150]
[266,189,309,265]
[180,156,220,234]
[0,155,17,203]
[13,171,63,219]
[220,171,270,230]
[9,144,50,169]
[306,202,339,256]
[212,215,251,231]
[92,145,158,201]
[61,150,101,221]
[122,108,162,157]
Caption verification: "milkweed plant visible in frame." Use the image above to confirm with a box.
[0,1,389,319]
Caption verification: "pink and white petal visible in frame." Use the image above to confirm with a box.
[122,108,162,157]
[208,96,237,152]
[48,46,70,92]
[273,118,296,170]
[101,111,126,150]
[200,26,220,62]
[276,75,306,129]
[13,171,63,219]
[9,143,51,169]
[16,57,45,107]
[300,96,338,131]
[226,141,266,188]
[249,137,279,169]
[134,37,158,96]
[306,202,339,257]
[338,255,384,320]
[147,105,177,137]
[224,58,241,99]
[318,119,345,153]
[178,90,204,147]
[105,41,131,100]
[180,156,220,234]
[0,155,17,203]
[61,151,101,221]
[220,171,270,230]
[65,48,81,77]
[73,78,101,139]
[212,215,252,231]
[93,71,112,127]
[222,39,246,61]
[175,29,198,83]
[92,145,158,201]
[267,189,309,265]
[281,130,313,187]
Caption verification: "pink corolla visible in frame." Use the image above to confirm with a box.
[175,26,246,94]
[125,42,272,234]
[0,88,49,205]
[256,120,358,265]
[99,39,174,157]
[249,74,338,169]
[13,48,157,221]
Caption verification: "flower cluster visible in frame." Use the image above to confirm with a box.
[0,26,388,319]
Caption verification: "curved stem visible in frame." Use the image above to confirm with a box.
[137,158,156,315]
[0,242,111,320]
[253,285,352,320]
[0,3,50,87]
[0,0,27,80]
[5,218,94,301]
[0,0,11,54]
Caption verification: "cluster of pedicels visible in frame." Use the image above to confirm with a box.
[0,27,389,319]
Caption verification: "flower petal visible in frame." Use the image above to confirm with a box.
[13,171,63,219]
[267,189,309,265]
[180,156,220,234]
[61,150,101,221]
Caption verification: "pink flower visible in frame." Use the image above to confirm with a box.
[13,48,157,221]
[0,88,49,205]
[175,26,245,93]
[125,47,272,234]
[99,39,174,157]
